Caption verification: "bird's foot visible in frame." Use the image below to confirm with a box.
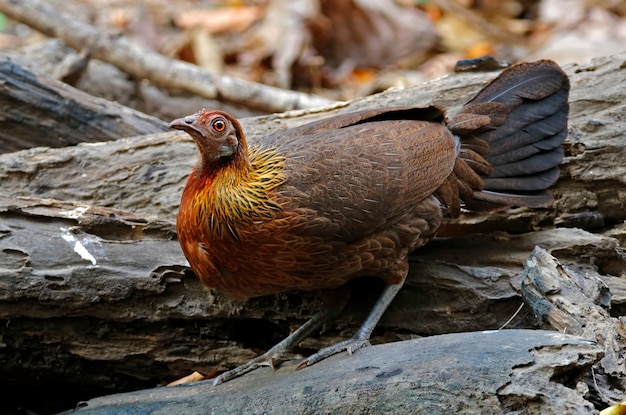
[296,337,371,370]
[213,349,295,385]
[212,306,346,385]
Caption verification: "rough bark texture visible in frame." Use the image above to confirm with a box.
[521,246,626,405]
[72,330,603,415]
[0,58,168,153]
[2,53,625,227]
[1,52,625,414]
[3,39,263,125]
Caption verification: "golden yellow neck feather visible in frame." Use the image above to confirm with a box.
[185,146,286,241]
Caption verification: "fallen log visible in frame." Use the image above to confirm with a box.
[3,39,263,129]
[1,194,624,413]
[0,0,334,114]
[0,58,168,153]
[68,330,602,415]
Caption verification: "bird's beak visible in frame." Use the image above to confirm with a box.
[169,114,199,131]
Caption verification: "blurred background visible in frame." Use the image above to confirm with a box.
[1,0,625,121]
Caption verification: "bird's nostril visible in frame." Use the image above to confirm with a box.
[185,117,194,124]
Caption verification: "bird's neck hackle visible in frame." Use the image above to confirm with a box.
[182,146,286,241]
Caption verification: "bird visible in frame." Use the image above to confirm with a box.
[169,60,569,384]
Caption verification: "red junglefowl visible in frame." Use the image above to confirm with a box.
[169,60,570,384]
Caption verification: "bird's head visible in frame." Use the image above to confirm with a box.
[169,109,247,169]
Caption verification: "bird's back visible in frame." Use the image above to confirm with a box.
[258,106,458,242]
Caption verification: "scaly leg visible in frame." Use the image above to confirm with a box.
[297,279,405,370]
[213,304,344,384]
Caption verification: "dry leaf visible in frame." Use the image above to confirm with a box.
[465,41,496,59]
[167,371,207,386]
[309,0,437,73]
[190,28,223,73]
[436,11,489,53]
[234,0,437,89]
[175,6,264,34]
[237,0,319,89]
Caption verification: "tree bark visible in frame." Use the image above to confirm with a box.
[71,330,602,415]
[521,246,626,404]
[0,53,625,413]
[3,39,264,126]
[0,58,168,153]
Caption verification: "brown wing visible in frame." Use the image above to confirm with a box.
[257,107,458,242]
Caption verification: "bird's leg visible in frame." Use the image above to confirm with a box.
[213,303,345,385]
[297,278,405,370]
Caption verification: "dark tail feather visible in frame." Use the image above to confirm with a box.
[444,60,570,214]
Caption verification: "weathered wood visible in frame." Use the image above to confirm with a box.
[1,194,624,413]
[4,39,263,128]
[2,195,623,336]
[521,246,626,405]
[69,330,602,415]
[0,58,168,153]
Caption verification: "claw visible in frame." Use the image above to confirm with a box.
[296,337,371,371]
[212,354,280,385]
[211,307,345,384]
[295,358,311,371]
[214,354,292,384]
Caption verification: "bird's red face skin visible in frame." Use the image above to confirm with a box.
[169,109,245,168]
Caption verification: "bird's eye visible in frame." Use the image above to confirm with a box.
[212,118,227,132]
